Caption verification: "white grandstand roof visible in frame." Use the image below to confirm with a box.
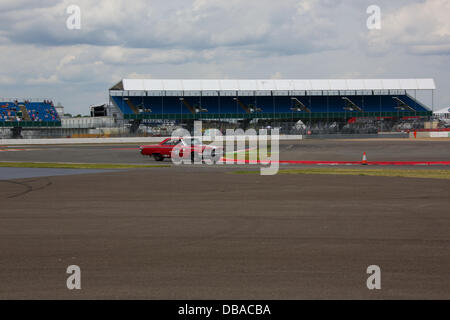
[111,79,436,92]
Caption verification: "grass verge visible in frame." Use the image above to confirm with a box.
[0,162,170,169]
[233,168,450,180]
[224,148,272,161]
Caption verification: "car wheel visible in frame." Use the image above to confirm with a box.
[153,153,164,161]
[204,149,221,164]
[211,149,223,164]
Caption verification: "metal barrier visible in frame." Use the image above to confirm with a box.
[123,111,432,120]
[0,121,62,127]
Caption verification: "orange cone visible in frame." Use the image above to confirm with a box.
[362,152,368,165]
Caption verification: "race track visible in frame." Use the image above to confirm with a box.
[0,139,449,299]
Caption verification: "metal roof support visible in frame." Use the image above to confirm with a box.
[342,97,363,112]
[392,96,415,112]
[290,97,311,113]
[179,98,208,114]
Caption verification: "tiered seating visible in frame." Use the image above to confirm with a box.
[111,94,430,116]
[280,95,429,113]
[0,100,60,122]
[26,101,59,122]
[111,96,136,114]
[0,102,18,121]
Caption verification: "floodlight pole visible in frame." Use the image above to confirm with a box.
[431,89,434,121]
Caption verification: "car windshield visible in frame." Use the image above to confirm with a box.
[183,138,202,146]
[163,139,181,145]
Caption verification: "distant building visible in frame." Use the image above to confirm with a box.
[55,102,65,118]
[434,107,450,119]
[90,104,108,117]
[109,78,435,122]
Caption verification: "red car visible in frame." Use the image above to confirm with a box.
[140,137,222,162]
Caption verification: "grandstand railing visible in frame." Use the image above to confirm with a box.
[122,111,432,120]
[0,121,62,127]
[0,98,52,103]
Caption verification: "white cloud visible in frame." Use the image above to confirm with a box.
[57,54,76,71]
[26,74,59,85]
[0,0,448,113]
[0,75,16,85]
[366,0,450,55]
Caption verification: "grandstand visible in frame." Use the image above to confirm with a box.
[109,79,435,121]
[0,100,61,127]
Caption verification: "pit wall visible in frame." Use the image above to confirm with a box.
[410,131,450,138]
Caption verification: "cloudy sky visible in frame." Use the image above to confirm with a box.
[0,0,449,114]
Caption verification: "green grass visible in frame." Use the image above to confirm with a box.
[224,148,272,161]
[233,168,450,180]
[0,162,170,169]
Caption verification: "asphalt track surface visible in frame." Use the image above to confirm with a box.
[0,139,449,299]
[1,139,450,164]
[0,167,113,180]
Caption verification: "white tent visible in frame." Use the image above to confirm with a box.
[434,107,450,114]
[111,78,436,92]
